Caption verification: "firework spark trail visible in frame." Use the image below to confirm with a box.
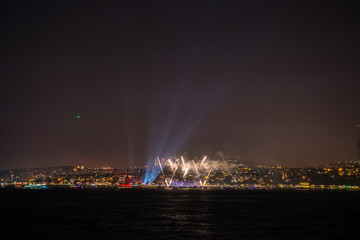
[144,155,215,186]
[169,166,178,186]
[181,156,185,168]
[157,157,165,177]
[200,156,207,167]
[203,168,212,186]
[192,159,202,186]
[183,167,189,178]
[168,159,174,170]
[192,160,199,175]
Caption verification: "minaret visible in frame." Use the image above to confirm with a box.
[358,124,360,162]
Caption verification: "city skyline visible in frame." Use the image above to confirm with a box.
[2,158,360,190]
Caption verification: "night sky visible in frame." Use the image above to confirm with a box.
[1,1,360,170]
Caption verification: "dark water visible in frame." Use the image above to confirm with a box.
[0,189,359,239]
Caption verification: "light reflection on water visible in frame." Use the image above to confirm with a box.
[0,189,360,239]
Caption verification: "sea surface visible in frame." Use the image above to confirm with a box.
[0,189,359,240]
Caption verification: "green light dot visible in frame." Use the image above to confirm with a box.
[76,115,80,119]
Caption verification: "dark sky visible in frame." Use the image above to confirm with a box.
[1,1,360,170]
